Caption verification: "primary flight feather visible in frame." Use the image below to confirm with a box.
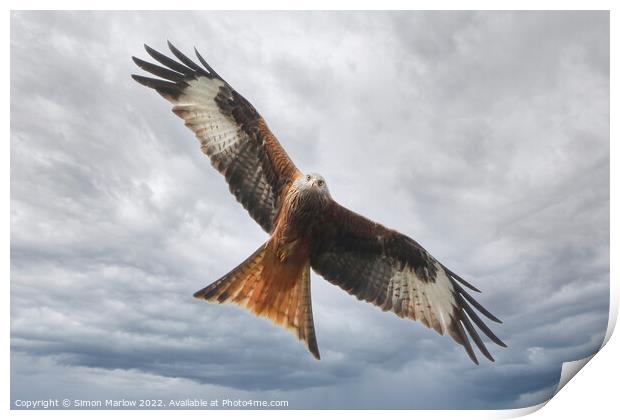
[131,42,506,363]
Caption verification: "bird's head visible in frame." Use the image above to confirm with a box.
[304,173,329,192]
[293,172,331,204]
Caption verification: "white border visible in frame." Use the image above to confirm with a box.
[4,1,616,419]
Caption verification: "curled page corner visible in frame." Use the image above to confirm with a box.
[533,282,617,409]
[551,275,619,396]
[553,355,595,397]
[511,354,598,417]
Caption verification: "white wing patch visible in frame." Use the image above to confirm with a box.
[389,259,456,336]
[170,78,244,157]
[133,43,304,233]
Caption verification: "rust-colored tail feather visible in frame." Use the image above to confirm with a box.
[193,241,320,359]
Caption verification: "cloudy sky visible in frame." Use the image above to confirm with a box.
[10,11,609,409]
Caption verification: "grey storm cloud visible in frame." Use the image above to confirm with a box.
[10,10,609,409]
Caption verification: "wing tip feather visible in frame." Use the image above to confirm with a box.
[441,267,506,362]
[453,281,502,323]
[443,265,482,293]
[455,291,507,350]
[451,317,479,365]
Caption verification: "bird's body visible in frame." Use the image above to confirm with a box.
[275,173,331,258]
[132,42,506,363]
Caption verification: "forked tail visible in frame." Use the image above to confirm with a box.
[193,241,320,359]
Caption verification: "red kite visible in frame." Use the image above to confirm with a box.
[132,42,506,363]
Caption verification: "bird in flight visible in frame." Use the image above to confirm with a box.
[132,42,506,363]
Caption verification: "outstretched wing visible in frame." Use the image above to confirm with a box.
[131,42,301,233]
[311,201,506,364]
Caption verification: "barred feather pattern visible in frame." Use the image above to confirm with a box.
[132,42,300,233]
[311,202,506,364]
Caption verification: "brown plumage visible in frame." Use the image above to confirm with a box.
[132,42,506,363]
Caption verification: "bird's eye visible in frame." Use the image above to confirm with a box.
[306,175,311,181]
[318,180,324,187]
